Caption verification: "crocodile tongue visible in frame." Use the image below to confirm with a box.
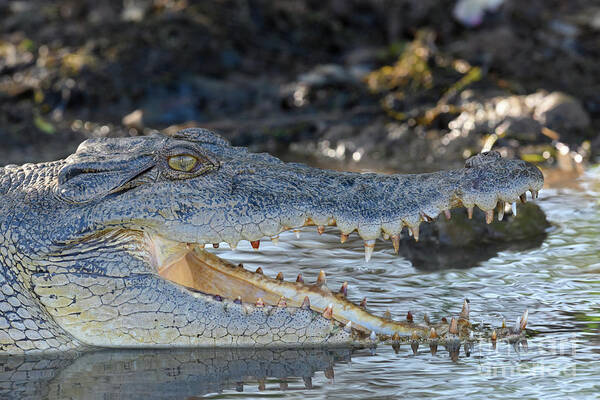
[147,233,431,338]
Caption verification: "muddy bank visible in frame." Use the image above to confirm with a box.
[0,0,598,171]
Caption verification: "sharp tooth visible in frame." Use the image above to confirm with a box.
[392,332,400,341]
[485,210,493,224]
[429,327,438,339]
[270,236,279,245]
[369,331,377,341]
[228,241,238,250]
[391,234,400,254]
[406,311,414,323]
[296,273,304,283]
[276,272,284,281]
[344,321,352,333]
[421,212,434,222]
[411,331,419,354]
[520,310,529,331]
[531,189,539,199]
[234,296,242,304]
[255,267,264,275]
[255,298,265,307]
[364,239,375,262]
[467,207,474,219]
[444,210,452,220]
[322,304,333,319]
[511,202,517,216]
[449,317,458,335]
[520,193,527,203]
[316,270,326,286]
[293,229,301,239]
[410,226,419,242]
[340,233,349,243]
[502,318,506,329]
[339,281,348,297]
[497,201,505,221]
[360,297,367,309]
[277,297,287,307]
[460,299,470,320]
[212,243,219,248]
[317,225,325,235]
[250,240,260,250]
[301,296,310,309]
[491,330,497,341]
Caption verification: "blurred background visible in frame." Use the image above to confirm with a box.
[0,0,598,174]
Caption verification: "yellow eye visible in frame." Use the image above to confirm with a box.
[168,155,198,172]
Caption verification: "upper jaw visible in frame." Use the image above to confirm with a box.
[153,151,543,261]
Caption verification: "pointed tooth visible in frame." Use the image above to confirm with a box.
[497,201,505,221]
[512,202,517,216]
[392,332,400,341]
[255,298,265,307]
[301,296,310,309]
[363,239,376,262]
[491,330,497,341]
[391,235,400,254]
[460,299,470,320]
[369,331,377,341]
[411,331,419,341]
[429,327,438,339]
[322,304,333,319]
[383,310,392,320]
[467,207,474,219]
[213,243,219,248]
[421,212,434,222]
[250,240,260,250]
[531,189,539,199]
[485,210,493,224]
[520,193,527,203]
[277,297,287,307]
[406,311,414,323]
[344,321,352,333]
[258,379,266,391]
[410,226,419,242]
[317,225,325,235]
[228,241,238,250]
[270,236,279,245]
[340,233,349,243]
[293,229,301,239]
[296,273,304,283]
[359,297,367,310]
[520,310,529,331]
[444,210,451,220]
[234,296,242,304]
[502,318,506,329]
[316,270,326,286]
[339,281,348,297]
[255,267,264,275]
[449,317,458,335]
[276,272,284,281]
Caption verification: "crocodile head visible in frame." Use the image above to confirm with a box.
[3,128,542,352]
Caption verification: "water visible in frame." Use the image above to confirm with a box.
[1,168,599,399]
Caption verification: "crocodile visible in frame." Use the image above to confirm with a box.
[0,128,542,354]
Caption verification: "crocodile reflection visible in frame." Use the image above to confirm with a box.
[0,343,526,399]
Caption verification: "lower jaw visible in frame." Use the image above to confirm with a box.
[148,234,434,338]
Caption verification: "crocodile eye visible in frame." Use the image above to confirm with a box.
[168,155,198,172]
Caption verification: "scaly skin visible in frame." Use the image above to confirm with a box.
[0,128,542,353]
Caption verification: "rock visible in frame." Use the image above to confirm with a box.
[533,92,591,132]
